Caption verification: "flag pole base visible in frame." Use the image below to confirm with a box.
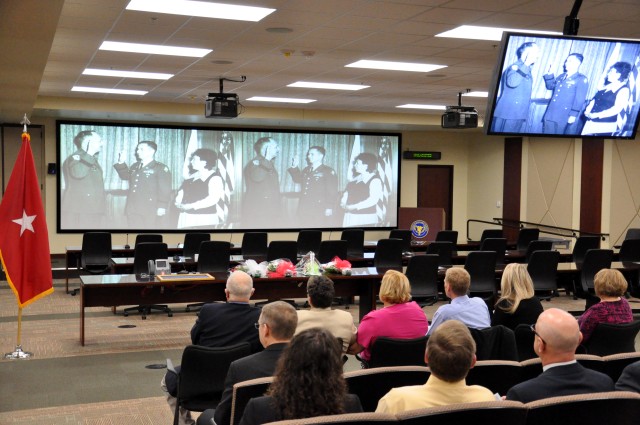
[4,345,33,360]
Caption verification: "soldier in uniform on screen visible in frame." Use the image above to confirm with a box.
[114,141,172,229]
[288,146,338,226]
[542,53,589,135]
[243,137,281,228]
[61,130,106,229]
[491,42,541,133]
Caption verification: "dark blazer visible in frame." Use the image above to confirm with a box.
[506,362,615,403]
[492,297,544,330]
[239,394,363,425]
[191,302,262,353]
[616,360,640,393]
[196,343,287,425]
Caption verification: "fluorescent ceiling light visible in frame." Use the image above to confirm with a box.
[463,91,488,98]
[126,0,275,22]
[287,81,369,91]
[396,104,446,110]
[435,25,562,41]
[83,68,173,80]
[346,60,446,73]
[246,96,316,104]
[100,41,212,58]
[72,86,147,95]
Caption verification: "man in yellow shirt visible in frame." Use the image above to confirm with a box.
[375,320,495,413]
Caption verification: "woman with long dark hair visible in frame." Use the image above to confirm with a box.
[239,328,362,424]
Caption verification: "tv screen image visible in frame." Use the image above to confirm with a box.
[485,32,640,139]
[56,121,401,233]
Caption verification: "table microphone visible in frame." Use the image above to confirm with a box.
[124,233,130,249]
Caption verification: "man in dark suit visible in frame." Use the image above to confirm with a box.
[506,308,614,402]
[196,301,298,425]
[616,360,640,393]
[162,270,262,425]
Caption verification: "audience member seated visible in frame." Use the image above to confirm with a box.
[427,268,490,336]
[196,301,298,425]
[506,308,614,402]
[492,263,543,330]
[375,320,495,413]
[352,270,429,364]
[239,328,363,425]
[161,271,262,425]
[616,360,640,393]
[578,269,633,344]
[295,275,358,354]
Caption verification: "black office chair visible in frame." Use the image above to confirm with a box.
[296,230,322,256]
[389,229,412,253]
[464,251,498,302]
[267,240,298,262]
[575,248,613,303]
[572,235,600,263]
[435,230,458,245]
[317,240,348,263]
[182,232,210,259]
[525,240,553,262]
[197,241,231,273]
[124,242,172,319]
[341,229,365,257]
[619,238,640,262]
[514,323,537,361]
[580,321,640,356]
[480,229,503,242]
[373,238,403,270]
[426,241,454,266]
[241,232,268,259]
[516,228,540,251]
[405,254,439,306]
[167,342,252,425]
[135,233,163,247]
[479,237,507,265]
[72,232,112,295]
[366,336,429,368]
[527,250,560,300]
[624,228,640,241]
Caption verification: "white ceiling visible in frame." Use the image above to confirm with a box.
[1,0,639,130]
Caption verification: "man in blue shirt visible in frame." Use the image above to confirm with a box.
[427,268,490,335]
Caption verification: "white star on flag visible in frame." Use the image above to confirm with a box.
[12,209,36,236]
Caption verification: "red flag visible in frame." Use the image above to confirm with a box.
[0,132,53,307]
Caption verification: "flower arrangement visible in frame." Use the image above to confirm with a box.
[232,259,268,278]
[295,252,322,276]
[267,259,297,278]
[322,257,352,275]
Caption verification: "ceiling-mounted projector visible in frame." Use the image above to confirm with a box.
[205,93,239,119]
[441,105,478,129]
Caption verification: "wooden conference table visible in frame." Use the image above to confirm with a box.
[79,267,386,346]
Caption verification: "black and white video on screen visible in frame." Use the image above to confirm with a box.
[57,121,401,233]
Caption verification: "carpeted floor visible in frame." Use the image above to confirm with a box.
[0,277,635,424]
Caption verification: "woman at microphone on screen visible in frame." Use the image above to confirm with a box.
[175,148,224,229]
[340,152,383,227]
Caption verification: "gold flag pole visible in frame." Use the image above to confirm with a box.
[4,114,34,360]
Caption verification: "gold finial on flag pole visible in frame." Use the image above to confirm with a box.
[21,114,31,133]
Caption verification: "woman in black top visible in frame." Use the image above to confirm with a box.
[240,328,362,425]
[492,263,543,330]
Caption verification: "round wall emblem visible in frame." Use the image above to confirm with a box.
[411,220,429,239]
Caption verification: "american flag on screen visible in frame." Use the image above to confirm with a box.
[217,131,234,225]
[376,137,393,225]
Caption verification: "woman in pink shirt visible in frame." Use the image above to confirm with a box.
[353,270,429,363]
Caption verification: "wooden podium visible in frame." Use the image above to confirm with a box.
[398,207,445,241]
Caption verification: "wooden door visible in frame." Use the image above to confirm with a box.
[417,165,453,229]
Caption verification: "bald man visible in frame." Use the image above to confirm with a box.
[506,308,614,402]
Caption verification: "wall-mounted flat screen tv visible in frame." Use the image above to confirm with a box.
[56,121,400,233]
[485,32,640,139]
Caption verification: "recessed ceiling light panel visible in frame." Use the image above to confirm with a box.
[287,81,369,91]
[72,86,148,95]
[346,60,446,73]
[396,104,446,110]
[126,0,275,22]
[83,68,173,80]
[247,96,316,104]
[100,41,212,57]
[435,25,561,41]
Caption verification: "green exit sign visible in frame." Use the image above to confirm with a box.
[402,151,442,160]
